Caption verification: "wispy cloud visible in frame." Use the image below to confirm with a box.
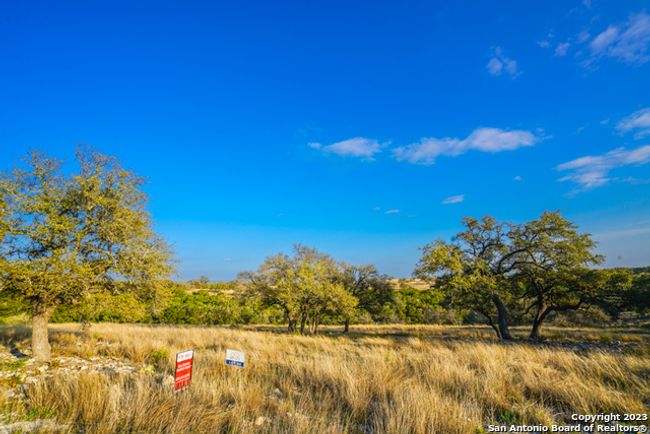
[393,127,539,165]
[541,12,650,67]
[486,47,519,77]
[617,107,650,138]
[309,137,383,160]
[594,226,650,241]
[555,42,571,56]
[557,145,650,191]
[588,12,650,64]
[513,175,523,181]
[442,195,465,205]
[384,209,400,214]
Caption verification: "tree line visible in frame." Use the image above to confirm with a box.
[0,149,648,361]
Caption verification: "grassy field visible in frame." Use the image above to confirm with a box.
[0,323,648,433]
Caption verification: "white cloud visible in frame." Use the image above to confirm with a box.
[557,145,650,190]
[486,47,519,77]
[385,209,400,214]
[537,40,551,48]
[555,42,571,56]
[588,12,650,64]
[591,26,619,52]
[310,137,382,160]
[442,195,465,205]
[514,175,523,181]
[307,142,322,150]
[393,127,539,165]
[372,206,381,212]
[617,107,650,138]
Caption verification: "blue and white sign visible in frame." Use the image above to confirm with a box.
[225,349,245,368]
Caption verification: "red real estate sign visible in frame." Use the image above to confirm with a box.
[174,350,193,391]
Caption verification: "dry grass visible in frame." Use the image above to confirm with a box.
[0,323,648,433]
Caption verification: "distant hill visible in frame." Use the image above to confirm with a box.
[388,278,431,291]
[181,278,432,294]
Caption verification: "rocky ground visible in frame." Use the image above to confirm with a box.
[0,346,142,433]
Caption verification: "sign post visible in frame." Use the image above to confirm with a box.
[174,350,194,391]
[225,349,245,368]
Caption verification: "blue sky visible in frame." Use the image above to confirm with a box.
[1,0,649,280]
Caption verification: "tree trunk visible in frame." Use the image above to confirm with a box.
[32,303,56,362]
[478,308,500,339]
[530,319,542,340]
[486,315,501,339]
[343,317,350,333]
[288,318,296,333]
[300,313,307,335]
[530,305,552,340]
[491,294,512,340]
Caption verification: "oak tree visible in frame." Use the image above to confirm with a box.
[415,216,518,339]
[511,212,622,339]
[240,245,356,334]
[0,149,172,361]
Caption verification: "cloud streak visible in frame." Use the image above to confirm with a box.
[442,195,465,205]
[557,145,650,191]
[393,127,539,165]
[617,107,650,138]
[309,137,382,160]
[589,12,650,64]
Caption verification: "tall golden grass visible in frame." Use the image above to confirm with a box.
[1,323,648,433]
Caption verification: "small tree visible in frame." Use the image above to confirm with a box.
[0,149,172,361]
[415,216,518,339]
[241,245,357,334]
[521,267,631,338]
[338,264,394,332]
[625,270,650,315]
[510,212,605,339]
[239,252,302,332]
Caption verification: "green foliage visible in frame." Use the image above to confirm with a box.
[415,216,518,338]
[624,270,650,314]
[26,406,56,421]
[0,149,174,308]
[52,291,147,323]
[158,288,239,325]
[237,296,285,324]
[145,348,169,368]
[338,264,397,323]
[0,290,29,324]
[511,213,629,338]
[496,409,520,425]
[394,287,447,324]
[0,148,173,360]
[241,245,358,333]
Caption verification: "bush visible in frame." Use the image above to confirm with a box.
[159,289,241,325]
[52,293,147,323]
